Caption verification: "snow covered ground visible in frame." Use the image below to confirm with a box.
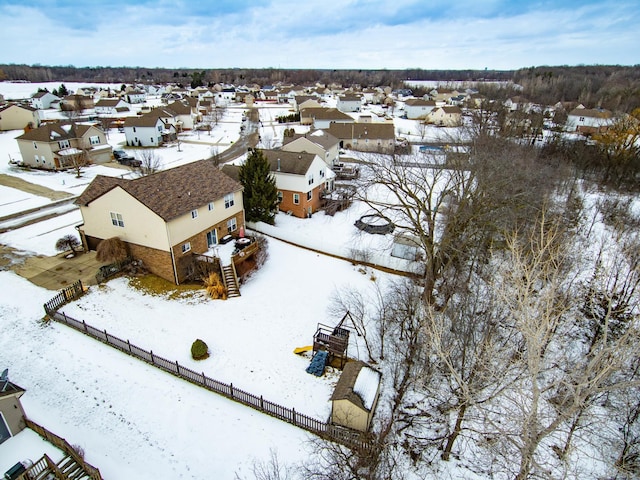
[0,82,406,479]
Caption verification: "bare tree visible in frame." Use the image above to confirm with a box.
[134,149,162,177]
[55,234,81,257]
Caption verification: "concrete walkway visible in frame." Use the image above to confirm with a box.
[13,250,105,291]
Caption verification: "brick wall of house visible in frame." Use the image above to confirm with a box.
[171,212,246,283]
[277,184,325,218]
[128,243,176,283]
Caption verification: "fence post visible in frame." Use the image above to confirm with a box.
[82,320,87,332]
[127,340,131,352]
[230,383,234,398]
[104,329,109,343]
[202,372,206,386]
[260,395,263,411]
[176,361,180,374]
[63,312,67,323]
[292,408,296,425]
[150,350,154,364]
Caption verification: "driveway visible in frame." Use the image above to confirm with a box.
[13,250,105,291]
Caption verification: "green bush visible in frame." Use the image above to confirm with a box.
[191,339,209,360]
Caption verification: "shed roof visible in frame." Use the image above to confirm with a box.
[331,361,381,412]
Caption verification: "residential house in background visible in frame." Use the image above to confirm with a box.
[328,121,395,153]
[124,88,146,104]
[282,129,340,167]
[16,121,112,170]
[426,106,463,127]
[566,106,614,134]
[123,112,177,147]
[301,107,354,129]
[404,98,437,119]
[336,94,362,113]
[60,94,95,112]
[223,149,335,219]
[94,98,130,116]
[0,103,40,131]
[75,160,244,284]
[30,91,60,110]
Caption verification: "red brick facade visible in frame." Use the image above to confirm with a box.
[277,184,325,218]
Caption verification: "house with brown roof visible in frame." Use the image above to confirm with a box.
[123,111,177,147]
[566,106,614,134]
[0,103,41,131]
[330,361,381,432]
[75,160,245,284]
[16,121,112,170]
[30,91,60,110]
[328,122,396,154]
[404,98,437,119]
[94,98,130,116]
[60,94,95,112]
[282,129,340,167]
[336,94,362,113]
[300,107,354,129]
[426,106,463,127]
[223,149,335,219]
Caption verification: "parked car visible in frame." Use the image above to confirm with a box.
[113,150,141,167]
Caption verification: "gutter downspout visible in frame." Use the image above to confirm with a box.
[166,223,179,285]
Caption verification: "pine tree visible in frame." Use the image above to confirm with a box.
[239,148,279,225]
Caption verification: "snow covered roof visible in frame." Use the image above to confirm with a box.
[353,365,381,410]
[331,361,381,412]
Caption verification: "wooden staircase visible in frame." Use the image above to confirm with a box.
[221,264,240,298]
[21,454,94,480]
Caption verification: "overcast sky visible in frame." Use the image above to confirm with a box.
[1,0,638,70]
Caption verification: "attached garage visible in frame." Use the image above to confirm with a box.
[330,361,381,432]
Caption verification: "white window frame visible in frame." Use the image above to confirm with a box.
[293,193,300,205]
[208,202,215,211]
[191,209,198,219]
[89,135,100,145]
[58,139,70,149]
[224,193,234,209]
[110,212,124,227]
[307,190,312,201]
[277,191,283,203]
[181,242,191,253]
[227,217,237,233]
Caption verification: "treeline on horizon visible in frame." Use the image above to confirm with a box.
[1,63,639,112]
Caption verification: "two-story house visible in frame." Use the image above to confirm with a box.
[16,122,112,170]
[75,159,244,284]
[223,150,335,219]
[426,106,463,127]
[30,91,60,110]
[566,106,614,134]
[0,103,41,131]
[336,95,362,113]
[123,113,177,147]
[281,129,340,167]
[404,98,437,120]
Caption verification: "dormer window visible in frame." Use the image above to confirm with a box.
[58,139,70,149]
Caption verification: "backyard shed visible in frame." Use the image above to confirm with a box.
[330,361,381,432]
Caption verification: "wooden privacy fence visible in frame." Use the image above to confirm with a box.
[45,307,371,452]
[43,280,84,315]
